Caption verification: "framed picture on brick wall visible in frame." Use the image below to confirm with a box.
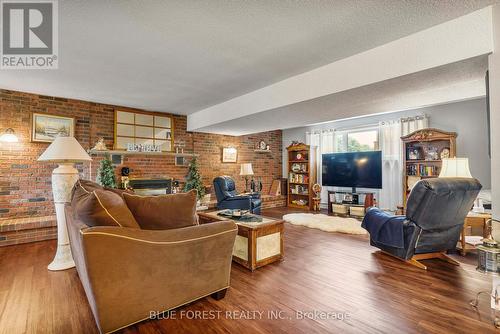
[222,147,237,163]
[31,113,75,143]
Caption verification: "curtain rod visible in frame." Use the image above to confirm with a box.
[306,123,378,134]
[306,114,428,134]
[400,114,429,122]
[335,123,378,132]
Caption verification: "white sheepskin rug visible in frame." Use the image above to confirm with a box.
[282,213,367,235]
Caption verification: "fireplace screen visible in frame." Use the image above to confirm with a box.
[128,178,173,196]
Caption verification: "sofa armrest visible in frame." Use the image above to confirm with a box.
[77,221,237,333]
[197,213,229,225]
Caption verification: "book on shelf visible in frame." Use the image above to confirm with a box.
[288,173,309,183]
[290,184,308,195]
[406,164,438,176]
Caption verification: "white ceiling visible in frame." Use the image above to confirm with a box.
[0,0,497,116]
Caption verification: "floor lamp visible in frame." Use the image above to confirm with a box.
[38,136,91,271]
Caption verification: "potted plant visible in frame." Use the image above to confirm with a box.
[184,157,205,203]
[96,155,116,188]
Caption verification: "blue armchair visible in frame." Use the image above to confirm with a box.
[213,176,262,214]
[362,178,481,270]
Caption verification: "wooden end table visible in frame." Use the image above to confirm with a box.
[458,211,492,256]
[198,211,284,271]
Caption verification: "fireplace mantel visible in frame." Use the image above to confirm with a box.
[88,149,198,157]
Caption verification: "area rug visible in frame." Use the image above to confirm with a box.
[282,213,367,235]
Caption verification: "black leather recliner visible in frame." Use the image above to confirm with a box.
[213,176,262,214]
[363,177,481,269]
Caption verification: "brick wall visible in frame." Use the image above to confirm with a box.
[0,89,282,219]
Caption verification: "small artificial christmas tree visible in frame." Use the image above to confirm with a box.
[184,157,205,200]
[96,156,116,188]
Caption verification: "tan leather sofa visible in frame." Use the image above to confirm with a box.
[65,205,237,334]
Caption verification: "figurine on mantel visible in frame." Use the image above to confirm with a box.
[120,167,130,190]
[92,137,108,151]
[175,139,186,154]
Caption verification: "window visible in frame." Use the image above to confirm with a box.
[335,128,379,153]
[115,110,173,152]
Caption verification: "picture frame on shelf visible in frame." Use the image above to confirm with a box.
[31,113,75,143]
[408,149,418,160]
[407,146,423,160]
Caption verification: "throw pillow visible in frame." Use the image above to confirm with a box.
[123,190,198,230]
[71,183,140,228]
[71,179,103,202]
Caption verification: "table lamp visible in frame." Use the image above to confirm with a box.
[439,157,472,178]
[240,163,254,193]
[38,136,91,271]
[439,157,485,212]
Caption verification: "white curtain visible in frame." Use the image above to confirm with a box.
[378,120,403,212]
[378,115,429,211]
[306,131,321,186]
[305,131,320,147]
[306,130,335,206]
[320,130,335,204]
[401,115,429,136]
[321,130,335,154]
[318,129,335,207]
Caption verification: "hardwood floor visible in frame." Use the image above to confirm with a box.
[0,207,496,334]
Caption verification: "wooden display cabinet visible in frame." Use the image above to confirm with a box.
[286,143,317,210]
[402,128,457,208]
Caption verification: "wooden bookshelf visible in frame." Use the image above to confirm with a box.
[287,143,317,210]
[402,128,457,208]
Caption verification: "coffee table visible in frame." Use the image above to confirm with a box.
[198,211,284,271]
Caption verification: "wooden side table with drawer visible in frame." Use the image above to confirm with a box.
[458,212,492,256]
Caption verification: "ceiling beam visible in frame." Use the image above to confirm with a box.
[187,7,493,133]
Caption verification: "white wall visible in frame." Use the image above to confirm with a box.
[490,4,500,235]
[282,98,491,189]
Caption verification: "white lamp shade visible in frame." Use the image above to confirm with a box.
[240,163,254,176]
[38,136,91,162]
[0,128,18,142]
[439,158,473,178]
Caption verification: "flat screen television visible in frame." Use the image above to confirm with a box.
[322,151,382,190]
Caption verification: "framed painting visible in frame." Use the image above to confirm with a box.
[31,113,75,143]
[222,147,237,163]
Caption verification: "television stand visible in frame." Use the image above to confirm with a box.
[327,190,375,219]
